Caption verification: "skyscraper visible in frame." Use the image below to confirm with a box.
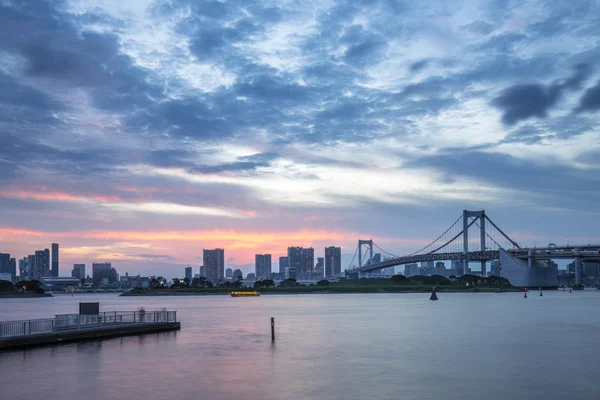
[34,249,50,279]
[324,246,341,278]
[287,247,302,278]
[51,243,59,277]
[185,266,192,281]
[0,253,15,281]
[72,264,85,280]
[255,254,272,279]
[27,255,35,280]
[314,257,324,278]
[92,262,117,285]
[203,249,224,281]
[225,268,233,279]
[301,248,314,279]
[279,256,288,274]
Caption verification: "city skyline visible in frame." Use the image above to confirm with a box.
[0,0,599,278]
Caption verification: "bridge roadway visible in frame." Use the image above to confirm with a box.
[348,245,600,274]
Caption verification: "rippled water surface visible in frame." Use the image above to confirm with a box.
[1,291,599,400]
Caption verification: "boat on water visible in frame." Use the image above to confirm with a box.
[229,291,261,297]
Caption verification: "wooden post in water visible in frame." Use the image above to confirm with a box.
[271,317,275,341]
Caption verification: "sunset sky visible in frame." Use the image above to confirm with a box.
[1,0,599,277]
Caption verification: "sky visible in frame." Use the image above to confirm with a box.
[1,0,599,277]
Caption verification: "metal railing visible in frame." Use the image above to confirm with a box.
[0,310,177,340]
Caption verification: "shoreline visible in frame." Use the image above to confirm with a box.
[0,293,53,298]
[120,287,522,296]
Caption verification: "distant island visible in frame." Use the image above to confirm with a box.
[121,274,518,296]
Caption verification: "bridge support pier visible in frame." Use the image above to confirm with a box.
[575,247,582,285]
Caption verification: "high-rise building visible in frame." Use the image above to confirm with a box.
[404,263,420,277]
[199,266,205,277]
[51,243,59,277]
[300,248,314,279]
[324,246,341,278]
[203,249,224,281]
[314,257,324,277]
[27,255,35,280]
[71,264,85,280]
[435,262,446,276]
[225,268,233,279]
[287,247,302,279]
[19,258,27,280]
[451,260,465,276]
[279,256,288,274]
[0,253,16,282]
[232,269,242,280]
[255,254,272,279]
[490,260,501,276]
[92,262,117,285]
[34,249,50,279]
[185,266,193,281]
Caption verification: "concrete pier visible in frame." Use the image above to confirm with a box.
[0,309,180,351]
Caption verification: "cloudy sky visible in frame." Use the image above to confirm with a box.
[1,0,599,277]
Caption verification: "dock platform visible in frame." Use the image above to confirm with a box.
[0,310,180,350]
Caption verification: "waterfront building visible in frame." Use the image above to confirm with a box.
[92,262,118,286]
[383,266,395,275]
[203,249,224,281]
[185,266,193,281]
[226,268,233,279]
[0,253,16,282]
[301,248,314,279]
[27,255,35,280]
[435,262,446,276]
[324,246,341,278]
[18,258,27,280]
[255,254,272,279]
[246,273,256,281]
[232,269,242,280]
[41,276,80,290]
[278,256,288,274]
[314,257,324,277]
[34,249,50,280]
[285,266,296,280]
[404,263,420,277]
[199,265,205,277]
[287,247,302,278]
[490,260,501,276]
[51,243,59,277]
[451,260,465,276]
[71,264,85,280]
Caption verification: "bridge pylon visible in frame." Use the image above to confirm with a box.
[358,239,373,278]
[463,210,486,277]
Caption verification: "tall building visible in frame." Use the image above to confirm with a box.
[27,255,36,280]
[51,243,59,277]
[451,260,465,276]
[19,258,27,280]
[287,247,302,279]
[92,262,117,285]
[255,254,272,279]
[435,262,446,276]
[225,268,233,279]
[301,248,314,279]
[314,257,324,278]
[0,253,16,282]
[324,246,341,278]
[404,263,420,277]
[203,249,224,281]
[199,265,205,277]
[71,264,85,280]
[232,269,243,280]
[34,249,50,280]
[490,260,501,276]
[185,266,193,281]
[279,256,288,274]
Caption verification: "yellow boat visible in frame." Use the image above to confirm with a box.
[229,291,261,297]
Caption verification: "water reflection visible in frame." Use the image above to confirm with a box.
[1,292,600,400]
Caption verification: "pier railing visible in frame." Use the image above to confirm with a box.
[0,310,177,340]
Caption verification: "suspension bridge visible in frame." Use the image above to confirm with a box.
[346,210,600,286]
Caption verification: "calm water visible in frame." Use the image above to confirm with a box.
[1,291,599,399]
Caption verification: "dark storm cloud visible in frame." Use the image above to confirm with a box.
[410,60,430,72]
[0,0,160,113]
[576,81,600,113]
[492,64,593,125]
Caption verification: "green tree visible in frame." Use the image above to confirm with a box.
[262,279,275,288]
[182,277,190,287]
[316,279,330,286]
[170,278,181,288]
[390,275,409,284]
[279,278,297,287]
[0,280,14,292]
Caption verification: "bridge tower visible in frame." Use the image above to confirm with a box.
[358,240,374,278]
[463,210,486,277]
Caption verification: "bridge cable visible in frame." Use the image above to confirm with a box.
[484,215,521,249]
[407,214,463,256]
[347,244,359,270]
[473,219,506,251]
[426,217,479,255]
[373,242,399,259]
